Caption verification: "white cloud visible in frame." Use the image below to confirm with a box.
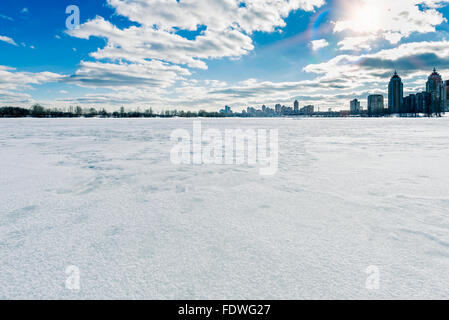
[66,0,326,88]
[303,40,449,103]
[337,35,377,51]
[68,16,254,69]
[0,14,13,21]
[107,0,325,33]
[310,39,329,51]
[0,66,64,89]
[0,89,33,105]
[0,66,65,106]
[64,60,190,89]
[0,35,18,46]
[334,0,449,51]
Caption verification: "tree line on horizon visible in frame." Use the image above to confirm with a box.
[0,103,445,118]
[0,104,227,118]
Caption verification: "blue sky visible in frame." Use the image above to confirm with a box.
[1,0,449,111]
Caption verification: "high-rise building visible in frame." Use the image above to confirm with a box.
[409,94,417,114]
[426,68,443,114]
[350,99,361,114]
[426,68,443,98]
[294,100,299,112]
[388,71,403,114]
[368,94,384,115]
[275,104,282,114]
[220,105,233,114]
[441,80,449,112]
[403,94,417,114]
[300,105,314,115]
[416,92,432,114]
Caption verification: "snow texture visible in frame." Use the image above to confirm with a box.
[1,117,449,299]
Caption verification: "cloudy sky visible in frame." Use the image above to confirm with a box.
[1,0,449,111]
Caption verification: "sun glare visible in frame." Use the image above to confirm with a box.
[336,0,382,34]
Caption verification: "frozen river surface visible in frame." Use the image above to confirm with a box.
[1,117,449,299]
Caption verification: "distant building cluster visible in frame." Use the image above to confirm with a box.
[352,69,448,116]
[220,68,448,118]
[221,101,315,117]
[219,105,233,114]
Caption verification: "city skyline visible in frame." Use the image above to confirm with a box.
[1,1,449,111]
[230,67,449,116]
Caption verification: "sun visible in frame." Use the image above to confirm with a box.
[334,0,382,34]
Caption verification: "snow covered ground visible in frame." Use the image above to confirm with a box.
[1,117,449,299]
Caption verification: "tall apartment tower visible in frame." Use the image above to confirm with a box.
[350,99,361,114]
[388,71,403,114]
[427,68,443,97]
[441,80,449,112]
[368,94,384,115]
[427,68,443,114]
[294,100,299,112]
